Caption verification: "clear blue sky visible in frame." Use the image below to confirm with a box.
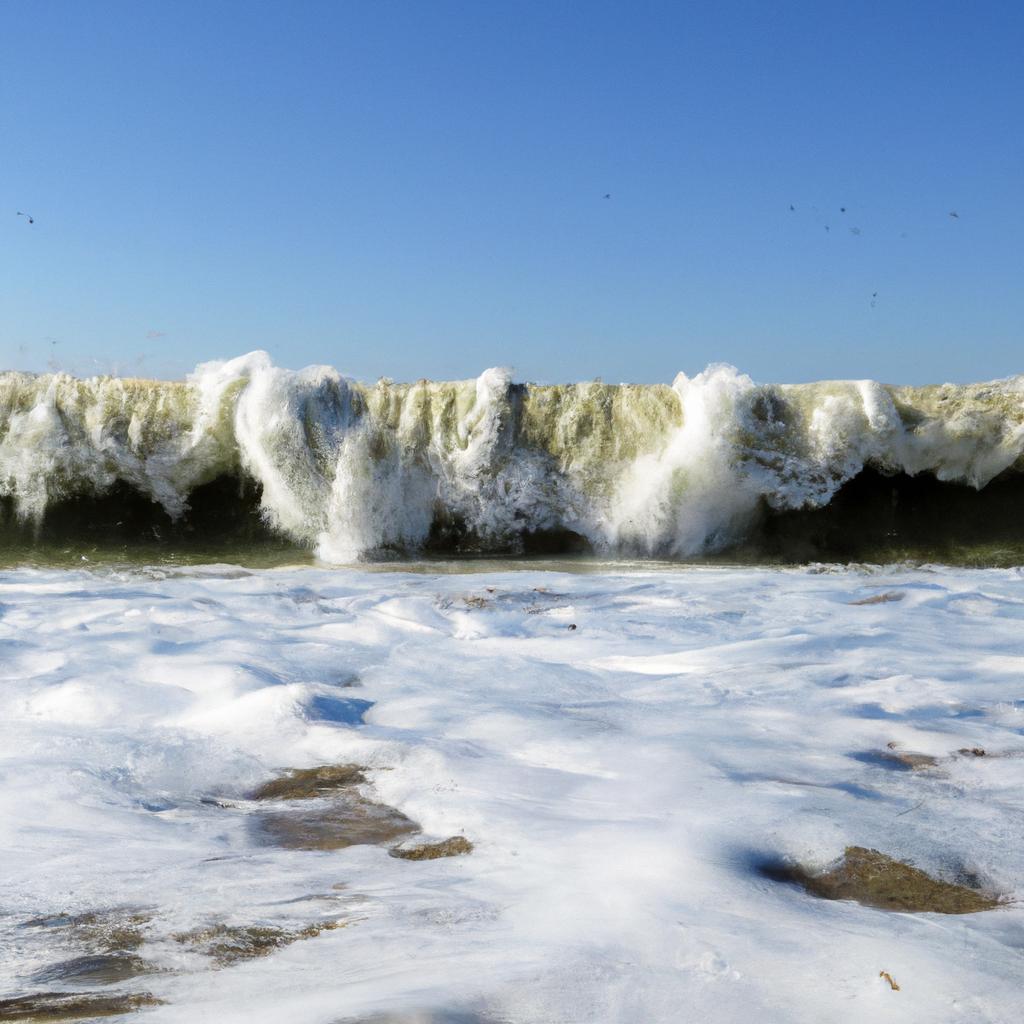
[2,1,1021,385]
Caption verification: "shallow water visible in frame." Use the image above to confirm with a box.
[4,542,1024,574]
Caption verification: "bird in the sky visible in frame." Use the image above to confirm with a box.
[789,204,795,211]
[840,207,846,213]
[603,193,611,199]
[949,210,959,219]
[16,211,34,224]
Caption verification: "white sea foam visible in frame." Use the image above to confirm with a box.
[1,563,1023,1021]
[1,355,1023,559]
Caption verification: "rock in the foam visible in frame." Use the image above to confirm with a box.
[390,836,474,860]
[765,846,1001,914]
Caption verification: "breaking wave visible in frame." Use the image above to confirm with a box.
[1,351,1023,562]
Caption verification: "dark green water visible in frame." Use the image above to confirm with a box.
[2,468,1024,571]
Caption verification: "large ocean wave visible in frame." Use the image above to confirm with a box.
[1,352,1023,561]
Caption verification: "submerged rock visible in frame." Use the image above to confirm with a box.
[20,909,152,954]
[879,749,939,770]
[250,764,419,851]
[390,837,474,861]
[0,992,162,1022]
[173,919,343,966]
[256,799,418,851]
[767,846,1001,914]
[339,1013,496,1024]
[31,953,154,985]
[849,591,905,605]
[251,764,367,801]
[851,749,940,771]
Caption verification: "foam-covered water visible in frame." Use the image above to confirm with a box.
[2,353,1023,562]
[2,563,1023,1022]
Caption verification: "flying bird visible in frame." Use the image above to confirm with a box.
[948,210,959,218]
[603,193,611,199]
[840,207,846,213]
[789,204,795,211]
[16,211,34,224]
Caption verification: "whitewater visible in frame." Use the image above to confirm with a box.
[2,563,1024,1022]
[2,352,1023,561]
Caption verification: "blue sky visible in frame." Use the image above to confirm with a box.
[2,1,1021,384]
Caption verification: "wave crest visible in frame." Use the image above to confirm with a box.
[1,353,1022,560]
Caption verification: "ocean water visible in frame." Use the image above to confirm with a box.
[1,359,1023,1022]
